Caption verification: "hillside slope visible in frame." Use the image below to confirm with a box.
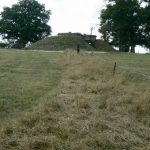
[27,35,94,51]
[94,40,114,51]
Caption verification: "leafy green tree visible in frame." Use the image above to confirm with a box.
[140,3,150,49]
[99,0,141,52]
[142,0,150,3]
[0,0,51,48]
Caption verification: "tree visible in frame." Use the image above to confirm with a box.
[0,0,51,48]
[140,3,150,49]
[99,0,141,52]
[142,0,150,3]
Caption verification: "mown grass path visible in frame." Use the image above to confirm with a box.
[0,49,66,118]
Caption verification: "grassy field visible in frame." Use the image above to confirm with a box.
[0,50,150,150]
[0,49,65,118]
[94,52,150,75]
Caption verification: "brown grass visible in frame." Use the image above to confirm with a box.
[0,51,150,150]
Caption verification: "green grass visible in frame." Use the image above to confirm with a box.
[27,35,94,51]
[93,52,150,75]
[0,49,65,117]
[0,50,149,150]
[27,35,114,52]
[94,40,114,51]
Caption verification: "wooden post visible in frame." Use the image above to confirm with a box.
[77,44,80,54]
[113,62,117,75]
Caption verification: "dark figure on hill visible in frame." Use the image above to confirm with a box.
[77,44,80,54]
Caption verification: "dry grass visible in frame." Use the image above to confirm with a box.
[0,51,150,150]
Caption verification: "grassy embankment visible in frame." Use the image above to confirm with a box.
[27,35,114,52]
[0,50,150,150]
[27,36,94,51]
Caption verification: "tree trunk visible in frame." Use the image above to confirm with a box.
[119,44,129,52]
[130,45,135,53]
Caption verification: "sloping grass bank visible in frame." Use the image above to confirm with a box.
[27,35,94,51]
[27,35,114,52]
[0,51,150,150]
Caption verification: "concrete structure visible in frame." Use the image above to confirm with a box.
[83,34,96,43]
[58,32,97,43]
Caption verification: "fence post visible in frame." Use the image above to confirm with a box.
[77,44,80,54]
[113,62,117,75]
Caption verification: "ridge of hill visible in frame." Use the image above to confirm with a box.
[27,35,94,51]
[27,35,114,51]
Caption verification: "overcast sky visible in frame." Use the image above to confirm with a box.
[0,0,105,37]
[0,0,148,53]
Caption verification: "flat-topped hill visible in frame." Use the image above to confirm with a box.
[27,34,114,51]
[27,35,94,51]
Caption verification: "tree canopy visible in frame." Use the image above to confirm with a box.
[99,0,150,52]
[0,0,51,48]
[140,4,150,49]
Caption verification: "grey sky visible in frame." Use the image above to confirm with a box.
[0,0,105,37]
[0,0,147,53]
